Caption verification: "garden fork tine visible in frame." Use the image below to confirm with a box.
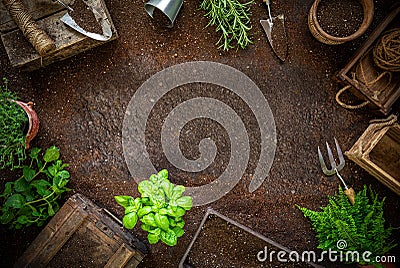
[318,138,356,205]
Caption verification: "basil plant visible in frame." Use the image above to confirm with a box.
[115,169,193,246]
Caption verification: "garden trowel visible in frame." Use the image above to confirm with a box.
[56,0,112,41]
[260,0,288,61]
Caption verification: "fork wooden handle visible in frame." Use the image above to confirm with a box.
[344,188,355,205]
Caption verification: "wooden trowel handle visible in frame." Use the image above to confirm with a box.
[344,188,355,205]
[263,0,270,4]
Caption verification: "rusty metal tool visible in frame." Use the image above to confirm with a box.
[260,0,288,61]
[318,138,356,205]
[55,0,112,41]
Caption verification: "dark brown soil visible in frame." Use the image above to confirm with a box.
[317,0,363,37]
[70,0,103,34]
[185,214,314,267]
[1,0,399,267]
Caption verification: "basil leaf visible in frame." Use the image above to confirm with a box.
[142,213,157,227]
[148,227,161,236]
[160,229,178,246]
[148,233,160,244]
[173,226,184,238]
[138,206,152,218]
[31,180,52,197]
[171,185,185,200]
[29,147,41,160]
[176,196,193,210]
[155,213,170,231]
[141,224,152,232]
[114,196,133,208]
[0,210,14,224]
[160,181,174,200]
[138,180,155,197]
[43,146,60,163]
[176,220,185,228]
[158,169,168,180]
[123,212,138,229]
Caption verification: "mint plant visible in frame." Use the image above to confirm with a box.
[297,186,397,267]
[0,77,29,170]
[115,169,193,246]
[0,146,71,229]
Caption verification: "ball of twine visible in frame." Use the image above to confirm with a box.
[373,28,400,72]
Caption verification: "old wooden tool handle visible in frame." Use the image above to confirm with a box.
[2,0,56,56]
[344,188,356,205]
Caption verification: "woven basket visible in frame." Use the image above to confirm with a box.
[308,0,374,45]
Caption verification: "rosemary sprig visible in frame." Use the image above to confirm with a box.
[200,0,253,51]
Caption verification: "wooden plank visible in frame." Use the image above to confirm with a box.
[337,5,400,115]
[1,0,118,71]
[0,0,73,33]
[16,193,147,267]
[346,122,400,196]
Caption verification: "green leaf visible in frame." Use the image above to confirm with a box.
[5,194,25,208]
[29,147,41,159]
[141,224,152,232]
[173,226,184,238]
[158,169,168,180]
[137,206,152,218]
[141,213,157,227]
[148,227,161,236]
[129,197,142,211]
[176,220,185,228]
[160,181,174,200]
[31,180,52,197]
[160,229,178,246]
[43,146,60,163]
[171,185,185,200]
[114,196,134,208]
[23,166,36,182]
[17,215,28,224]
[48,203,55,216]
[123,212,138,229]
[138,180,155,197]
[167,207,186,217]
[0,210,14,224]
[47,166,56,176]
[58,170,70,179]
[155,214,170,231]
[0,182,13,197]
[14,177,30,192]
[176,196,193,210]
[148,233,160,244]
[125,205,140,214]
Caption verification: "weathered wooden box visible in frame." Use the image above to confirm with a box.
[0,0,118,71]
[337,5,400,115]
[15,193,147,268]
[345,118,400,196]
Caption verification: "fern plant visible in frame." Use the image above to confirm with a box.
[297,186,397,267]
[0,78,28,170]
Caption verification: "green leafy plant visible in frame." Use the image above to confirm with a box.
[297,186,397,267]
[115,169,193,246]
[200,0,253,50]
[0,146,71,229]
[0,78,29,170]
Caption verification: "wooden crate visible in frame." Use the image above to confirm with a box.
[0,0,118,71]
[345,118,400,196]
[337,5,400,115]
[15,193,147,268]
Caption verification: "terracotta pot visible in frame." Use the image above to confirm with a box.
[308,0,374,45]
[15,100,39,149]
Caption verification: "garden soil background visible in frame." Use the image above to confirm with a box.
[1,0,400,267]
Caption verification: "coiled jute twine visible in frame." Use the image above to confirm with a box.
[373,28,400,72]
[2,0,56,56]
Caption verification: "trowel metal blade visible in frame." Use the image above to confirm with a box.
[260,15,288,62]
[61,12,112,41]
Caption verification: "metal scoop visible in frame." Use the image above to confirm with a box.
[260,0,288,61]
[55,0,112,41]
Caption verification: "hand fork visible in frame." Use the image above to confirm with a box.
[318,138,355,205]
